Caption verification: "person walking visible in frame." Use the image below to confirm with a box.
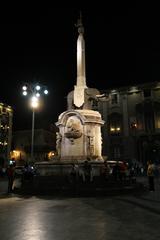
[147,160,155,192]
[6,164,15,193]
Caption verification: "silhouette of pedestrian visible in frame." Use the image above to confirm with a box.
[6,164,15,193]
[147,160,155,191]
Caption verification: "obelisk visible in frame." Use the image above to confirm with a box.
[74,14,87,108]
[56,13,104,162]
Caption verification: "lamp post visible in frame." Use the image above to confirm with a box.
[130,121,138,163]
[22,83,48,163]
[30,96,37,163]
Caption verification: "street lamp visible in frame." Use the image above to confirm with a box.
[22,83,48,163]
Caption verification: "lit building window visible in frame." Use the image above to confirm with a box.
[110,127,121,133]
[48,151,55,160]
[130,122,137,129]
[110,127,115,132]
[0,102,13,164]
[108,113,122,135]
[10,150,21,161]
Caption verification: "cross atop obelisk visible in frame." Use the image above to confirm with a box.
[74,12,87,108]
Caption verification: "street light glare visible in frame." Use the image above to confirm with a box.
[23,91,27,96]
[31,96,39,108]
[22,86,27,91]
[36,92,40,97]
[35,85,41,91]
[21,82,48,163]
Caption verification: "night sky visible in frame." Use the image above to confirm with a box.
[0,5,159,131]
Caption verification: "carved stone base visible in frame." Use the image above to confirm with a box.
[56,109,104,161]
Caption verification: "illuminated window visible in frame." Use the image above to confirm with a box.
[110,127,121,133]
[130,122,137,129]
[108,113,122,135]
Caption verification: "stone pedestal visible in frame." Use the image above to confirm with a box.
[56,109,104,162]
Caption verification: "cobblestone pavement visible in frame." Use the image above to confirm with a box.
[0,176,160,240]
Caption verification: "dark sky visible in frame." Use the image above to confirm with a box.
[0,5,159,131]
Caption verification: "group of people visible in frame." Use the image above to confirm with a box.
[69,158,159,193]
[69,159,93,183]
[69,159,133,184]
[100,160,132,182]
[3,158,158,193]
[5,163,36,193]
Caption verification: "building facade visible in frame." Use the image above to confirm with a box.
[11,129,56,165]
[93,81,160,166]
[0,102,13,166]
